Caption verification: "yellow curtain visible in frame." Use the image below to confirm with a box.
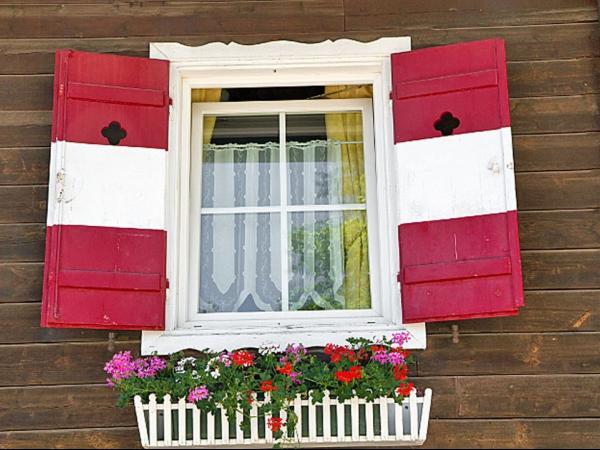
[324,85,372,309]
[192,88,222,144]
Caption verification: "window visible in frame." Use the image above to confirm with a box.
[142,38,427,353]
[189,98,377,321]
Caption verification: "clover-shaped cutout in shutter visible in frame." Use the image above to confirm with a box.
[101,121,127,145]
[434,112,460,136]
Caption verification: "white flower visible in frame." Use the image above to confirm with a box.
[258,343,281,355]
[210,368,220,379]
[175,356,197,374]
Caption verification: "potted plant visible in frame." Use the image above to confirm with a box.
[104,333,432,448]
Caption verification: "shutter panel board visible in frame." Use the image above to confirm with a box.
[42,50,168,330]
[392,39,524,323]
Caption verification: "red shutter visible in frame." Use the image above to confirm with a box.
[392,39,524,323]
[41,50,169,330]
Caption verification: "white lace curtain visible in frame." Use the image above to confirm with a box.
[199,140,347,313]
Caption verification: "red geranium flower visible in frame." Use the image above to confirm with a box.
[394,365,408,381]
[268,417,284,433]
[276,362,293,375]
[335,365,363,384]
[231,350,254,367]
[396,382,414,397]
[325,344,356,363]
[260,380,277,392]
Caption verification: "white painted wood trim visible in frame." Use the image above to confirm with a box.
[47,142,167,229]
[150,38,411,63]
[133,389,432,448]
[396,127,517,224]
[143,37,426,355]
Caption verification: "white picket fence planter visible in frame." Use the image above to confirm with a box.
[134,389,432,448]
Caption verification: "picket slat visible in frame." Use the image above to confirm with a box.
[133,390,430,448]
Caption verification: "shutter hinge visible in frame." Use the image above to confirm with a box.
[58,82,65,97]
[56,169,66,203]
[165,278,170,289]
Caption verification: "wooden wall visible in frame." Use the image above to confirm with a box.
[1,1,599,448]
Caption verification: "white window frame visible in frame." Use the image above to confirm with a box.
[189,99,378,322]
[142,38,426,354]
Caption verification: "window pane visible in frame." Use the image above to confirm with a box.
[199,213,282,313]
[201,115,280,208]
[288,210,371,311]
[287,113,366,205]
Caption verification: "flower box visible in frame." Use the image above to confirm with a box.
[134,389,432,448]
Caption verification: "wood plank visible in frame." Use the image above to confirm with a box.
[427,290,600,334]
[344,0,598,30]
[516,170,600,210]
[0,186,47,223]
[507,58,600,97]
[0,22,597,76]
[0,75,53,111]
[522,250,600,290]
[412,22,600,61]
[0,224,45,263]
[513,133,600,172]
[0,303,140,344]
[0,111,50,148]
[422,418,600,449]
[2,419,600,449]
[519,210,600,249]
[0,341,139,387]
[0,384,135,431]
[511,95,600,135]
[0,263,43,304]
[417,374,600,419]
[0,147,49,185]
[0,427,142,449]
[0,1,345,39]
[416,333,600,376]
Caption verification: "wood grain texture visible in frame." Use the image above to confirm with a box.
[0,341,139,387]
[0,224,45,262]
[0,1,345,39]
[0,427,142,449]
[513,133,600,172]
[0,148,49,185]
[0,263,43,304]
[416,333,600,376]
[519,210,600,249]
[0,186,47,223]
[422,418,600,449]
[522,250,600,289]
[516,170,600,210]
[418,374,600,419]
[344,0,598,30]
[0,384,135,432]
[0,303,140,344]
[427,290,600,334]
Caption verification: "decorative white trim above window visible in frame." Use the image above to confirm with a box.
[142,38,426,355]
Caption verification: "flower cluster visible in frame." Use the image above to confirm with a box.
[104,352,166,387]
[105,334,415,446]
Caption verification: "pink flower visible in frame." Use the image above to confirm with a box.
[188,386,210,402]
[391,332,410,348]
[135,356,167,379]
[104,351,136,385]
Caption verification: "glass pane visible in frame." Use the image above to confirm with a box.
[288,210,371,311]
[199,213,282,313]
[201,115,280,208]
[287,113,366,205]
